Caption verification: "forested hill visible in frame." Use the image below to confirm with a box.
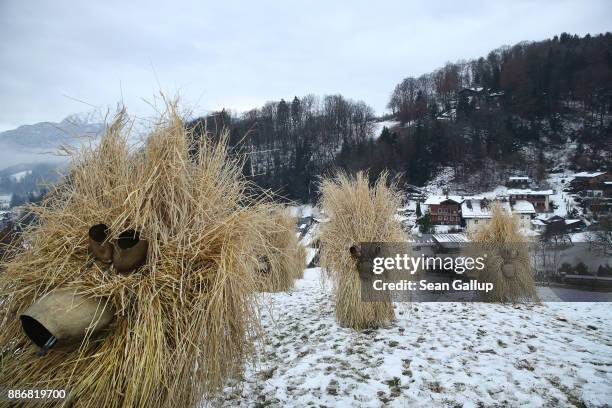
[188,95,377,201]
[189,32,612,202]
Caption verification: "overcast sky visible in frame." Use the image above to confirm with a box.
[0,0,610,131]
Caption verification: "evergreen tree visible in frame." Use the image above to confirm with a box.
[456,92,471,119]
[379,126,391,143]
[418,213,432,233]
[291,96,301,128]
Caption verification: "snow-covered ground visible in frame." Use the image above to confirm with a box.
[289,204,321,219]
[222,268,612,407]
[422,166,456,196]
[371,120,401,139]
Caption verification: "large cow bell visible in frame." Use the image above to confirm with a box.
[20,288,114,355]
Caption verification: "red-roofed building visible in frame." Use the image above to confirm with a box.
[424,195,462,225]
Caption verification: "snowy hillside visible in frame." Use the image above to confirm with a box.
[221,268,612,407]
[371,120,401,139]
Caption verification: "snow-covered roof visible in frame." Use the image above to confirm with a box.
[512,200,536,214]
[406,234,437,244]
[461,86,484,92]
[461,199,511,218]
[433,234,469,243]
[424,195,463,205]
[507,189,553,196]
[604,181,612,185]
[531,219,546,226]
[573,171,606,178]
[463,195,486,201]
[535,213,563,222]
[565,219,583,225]
[436,109,456,120]
[509,176,530,181]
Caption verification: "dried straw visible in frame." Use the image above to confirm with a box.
[0,102,274,407]
[469,204,539,303]
[254,209,306,292]
[319,172,405,329]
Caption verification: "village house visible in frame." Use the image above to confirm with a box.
[577,174,612,216]
[584,196,612,215]
[461,198,512,233]
[457,87,504,110]
[511,200,536,230]
[530,218,547,233]
[570,171,610,191]
[532,214,586,235]
[424,195,462,225]
[461,198,535,233]
[506,189,553,212]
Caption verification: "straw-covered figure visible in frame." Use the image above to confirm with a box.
[469,204,539,303]
[255,209,306,292]
[0,103,275,407]
[319,172,406,329]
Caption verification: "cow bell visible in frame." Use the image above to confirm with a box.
[113,229,148,273]
[88,223,113,263]
[502,263,516,279]
[20,288,114,355]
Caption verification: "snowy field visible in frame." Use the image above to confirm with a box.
[221,268,612,407]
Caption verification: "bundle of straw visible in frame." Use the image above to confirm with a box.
[0,102,274,407]
[254,209,306,292]
[470,204,538,303]
[319,172,405,329]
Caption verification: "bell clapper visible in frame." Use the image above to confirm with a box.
[35,335,57,357]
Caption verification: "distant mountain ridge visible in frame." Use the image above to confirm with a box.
[0,112,104,170]
[0,113,104,150]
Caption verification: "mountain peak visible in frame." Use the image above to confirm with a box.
[0,113,105,170]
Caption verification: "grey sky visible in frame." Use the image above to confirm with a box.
[0,0,610,131]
